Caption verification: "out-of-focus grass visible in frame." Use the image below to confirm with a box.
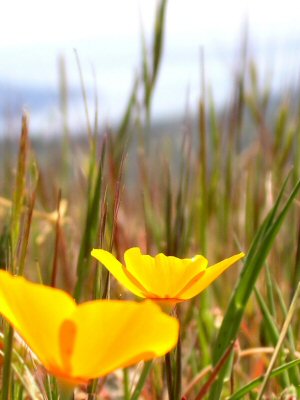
[0,0,300,398]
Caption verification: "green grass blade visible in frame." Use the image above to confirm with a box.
[257,282,300,399]
[254,287,280,345]
[228,359,300,400]
[74,49,93,147]
[254,286,290,387]
[130,361,152,400]
[1,326,14,400]
[265,264,276,319]
[74,143,105,302]
[152,0,167,86]
[117,78,138,148]
[11,113,29,274]
[245,171,291,268]
[272,280,300,387]
[209,177,300,399]
[123,368,130,400]
[291,214,300,297]
[198,97,207,255]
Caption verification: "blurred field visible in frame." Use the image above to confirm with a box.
[1,1,300,399]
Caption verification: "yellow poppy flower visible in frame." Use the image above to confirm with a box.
[91,247,244,304]
[0,271,179,384]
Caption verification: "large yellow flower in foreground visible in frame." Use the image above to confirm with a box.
[0,271,179,384]
[92,248,244,304]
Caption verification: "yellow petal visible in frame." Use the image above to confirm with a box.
[171,255,208,298]
[91,249,147,298]
[69,300,179,379]
[59,319,77,375]
[125,248,208,298]
[0,271,76,373]
[179,253,245,300]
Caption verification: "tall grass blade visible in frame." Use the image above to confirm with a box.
[130,362,153,400]
[74,142,105,301]
[228,359,300,400]
[74,49,93,147]
[209,176,300,399]
[1,326,13,400]
[152,0,167,86]
[11,113,29,274]
[254,286,290,387]
[198,49,207,255]
[117,78,138,154]
[51,190,62,287]
[18,183,36,276]
[195,342,235,400]
[292,216,300,297]
[257,282,300,399]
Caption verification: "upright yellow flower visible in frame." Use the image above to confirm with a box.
[92,247,244,304]
[0,271,179,384]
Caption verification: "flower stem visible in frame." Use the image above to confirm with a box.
[57,379,74,400]
[173,330,182,400]
[123,368,130,400]
[130,361,152,400]
[1,326,14,400]
[165,352,174,400]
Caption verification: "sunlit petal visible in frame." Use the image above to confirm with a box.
[0,271,179,383]
[179,253,245,299]
[154,254,208,297]
[0,271,76,373]
[93,247,244,302]
[124,248,207,298]
[91,249,147,297]
[59,319,77,375]
[69,300,179,379]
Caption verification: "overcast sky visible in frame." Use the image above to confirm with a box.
[1,0,300,125]
[1,0,300,47]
